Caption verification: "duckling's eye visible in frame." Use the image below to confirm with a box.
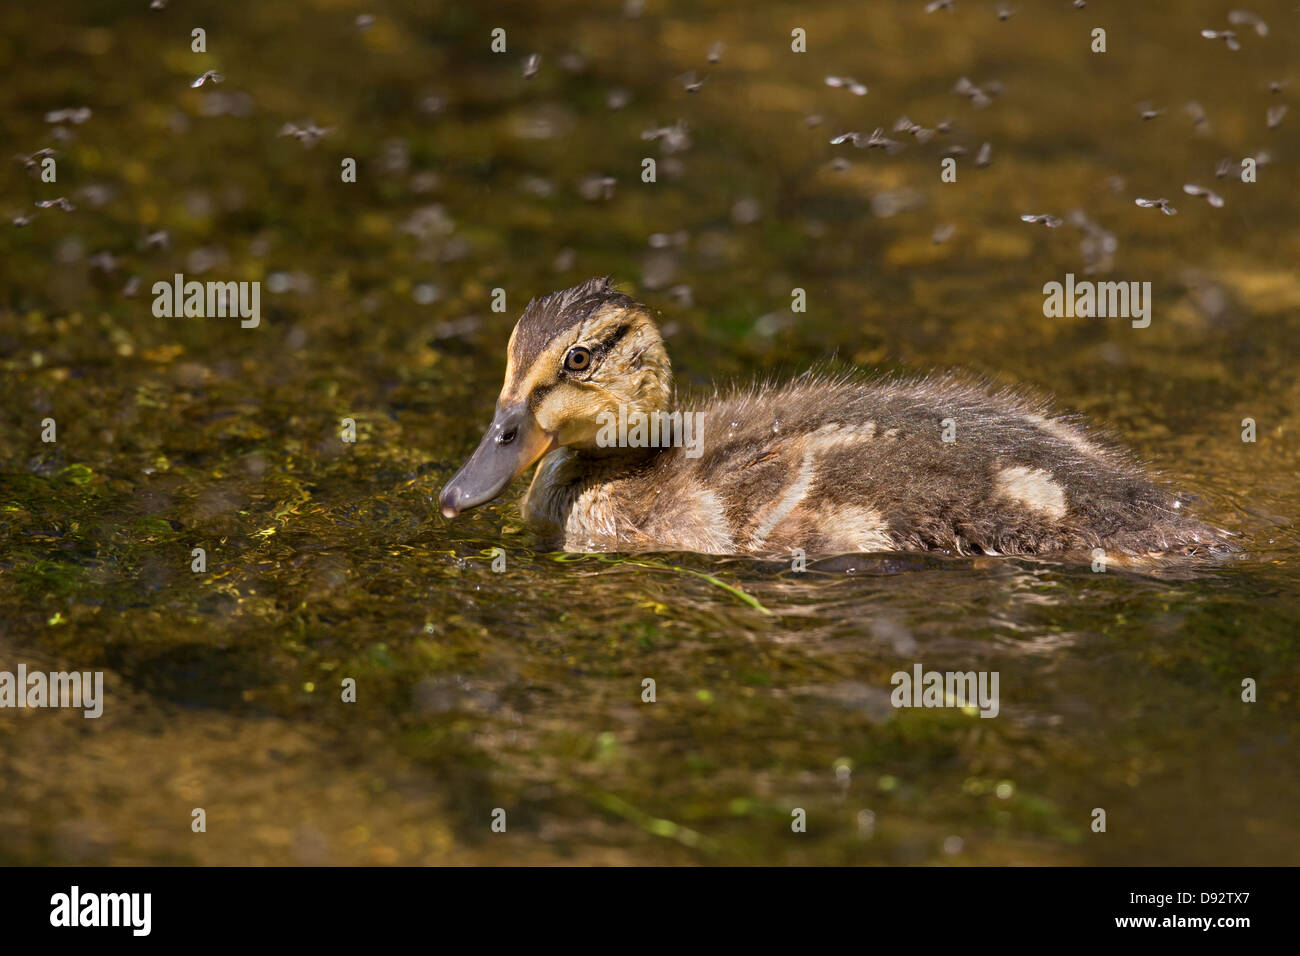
[563,346,592,372]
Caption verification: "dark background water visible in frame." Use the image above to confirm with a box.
[0,0,1296,864]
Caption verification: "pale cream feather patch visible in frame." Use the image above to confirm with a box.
[820,505,894,553]
[993,465,1068,519]
[1024,412,1107,461]
[749,453,816,550]
[646,485,734,554]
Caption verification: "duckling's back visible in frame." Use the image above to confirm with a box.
[526,374,1232,558]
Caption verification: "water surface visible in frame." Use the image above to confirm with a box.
[1,0,1297,864]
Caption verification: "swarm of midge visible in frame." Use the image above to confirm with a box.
[415,91,448,116]
[44,107,91,124]
[830,128,904,153]
[1228,9,1269,35]
[1183,184,1224,208]
[1200,9,1270,52]
[666,284,693,307]
[14,147,56,172]
[85,249,115,270]
[679,71,706,93]
[1266,104,1286,129]
[1136,101,1164,121]
[1201,28,1242,51]
[1020,213,1062,228]
[1183,101,1210,132]
[519,175,555,199]
[825,76,868,96]
[862,129,901,151]
[952,76,1001,109]
[557,52,586,74]
[707,41,723,64]
[1135,197,1177,216]
[278,120,332,147]
[648,231,689,250]
[522,53,541,79]
[578,174,617,201]
[893,116,936,144]
[870,189,925,218]
[1197,10,1269,51]
[871,131,905,154]
[925,0,956,12]
[190,70,223,88]
[1067,211,1117,275]
[640,121,691,153]
[996,4,1016,20]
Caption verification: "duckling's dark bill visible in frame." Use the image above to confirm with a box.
[439,402,555,518]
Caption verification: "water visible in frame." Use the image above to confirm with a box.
[1,0,1297,864]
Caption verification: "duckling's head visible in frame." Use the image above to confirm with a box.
[439,277,671,518]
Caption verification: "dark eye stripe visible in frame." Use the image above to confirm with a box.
[528,383,555,409]
[531,322,633,408]
[598,323,631,356]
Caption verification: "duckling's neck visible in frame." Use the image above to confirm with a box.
[589,401,703,453]
[520,443,665,543]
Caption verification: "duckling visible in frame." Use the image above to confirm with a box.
[439,277,1231,558]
